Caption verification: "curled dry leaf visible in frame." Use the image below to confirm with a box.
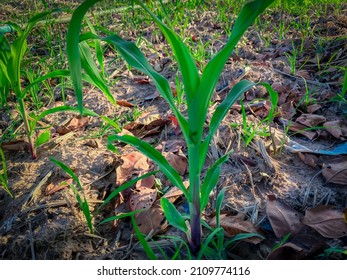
[45,178,73,195]
[266,195,305,238]
[116,151,151,185]
[128,187,157,211]
[286,121,317,140]
[116,100,134,107]
[209,213,263,244]
[302,205,347,238]
[267,242,304,260]
[278,101,296,120]
[57,116,89,135]
[296,114,326,127]
[306,104,322,114]
[323,120,346,139]
[124,111,170,138]
[163,151,188,176]
[134,202,167,235]
[322,161,347,185]
[163,181,189,203]
[298,152,319,168]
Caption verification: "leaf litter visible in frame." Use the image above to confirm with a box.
[0,1,347,260]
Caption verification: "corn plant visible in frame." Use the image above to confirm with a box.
[0,148,13,198]
[67,0,274,256]
[0,11,115,159]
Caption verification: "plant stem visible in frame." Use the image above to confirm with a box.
[18,98,36,159]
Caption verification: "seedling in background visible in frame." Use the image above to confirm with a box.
[50,157,94,234]
[68,0,274,257]
[0,148,13,199]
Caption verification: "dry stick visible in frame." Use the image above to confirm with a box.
[302,170,322,208]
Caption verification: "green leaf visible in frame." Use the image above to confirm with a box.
[36,105,98,121]
[192,0,274,146]
[35,130,50,148]
[161,197,188,234]
[197,227,223,259]
[108,134,188,199]
[200,80,255,168]
[215,188,226,229]
[200,152,230,211]
[67,0,102,114]
[79,41,116,106]
[134,0,200,104]
[49,157,93,233]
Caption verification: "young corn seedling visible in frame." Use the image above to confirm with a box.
[0,11,114,159]
[67,0,274,256]
[0,148,14,199]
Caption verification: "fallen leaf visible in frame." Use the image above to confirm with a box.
[296,70,311,80]
[57,116,89,135]
[266,195,305,238]
[267,242,304,260]
[128,187,157,211]
[124,112,170,138]
[45,178,73,195]
[116,100,134,107]
[322,161,347,185]
[135,174,155,188]
[298,152,319,168]
[302,205,347,238]
[134,202,167,235]
[296,114,326,127]
[307,104,322,114]
[278,101,296,120]
[209,213,263,244]
[163,181,189,203]
[116,151,151,185]
[133,75,149,84]
[163,151,188,176]
[323,120,344,139]
[287,121,317,140]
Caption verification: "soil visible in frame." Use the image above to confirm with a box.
[0,1,346,260]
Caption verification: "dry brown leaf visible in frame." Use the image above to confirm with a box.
[134,202,167,235]
[271,82,287,95]
[296,114,326,127]
[266,195,305,238]
[124,112,170,138]
[209,213,263,244]
[163,151,188,176]
[287,121,317,140]
[116,151,151,185]
[116,100,134,107]
[323,120,344,139]
[45,178,73,195]
[296,70,311,80]
[302,205,347,238]
[307,104,322,114]
[163,181,189,203]
[298,152,319,168]
[135,174,155,188]
[128,187,157,211]
[267,242,304,260]
[57,116,89,135]
[322,161,347,185]
[278,101,296,120]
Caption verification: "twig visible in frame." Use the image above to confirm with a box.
[28,221,36,260]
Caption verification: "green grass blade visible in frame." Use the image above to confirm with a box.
[36,105,98,121]
[200,152,230,212]
[134,0,200,103]
[103,33,189,139]
[197,227,223,259]
[161,197,188,234]
[108,134,188,199]
[67,0,101,114]
[342,67,347,96]
[193,0,274,142]
[86,18,105,76]
[131,215,157,260]
[49,157,93,233]
[200,80,255,167]
[79,41,116,106]
[224,232,265,249]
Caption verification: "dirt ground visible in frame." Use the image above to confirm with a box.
[0,1,347,259]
